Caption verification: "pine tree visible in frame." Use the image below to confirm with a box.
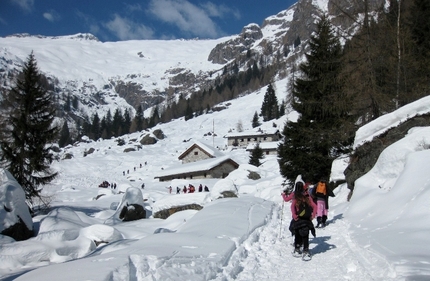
[58,121,71,147]
[260,83,279,121]
[278,15,351,184]
[123,108,132,134]
[251,111,260,128]
[91,112,101,140]
[112,108,124,137]
[0,52,58,202]
[131,105,145,132]
[249,142,264,167]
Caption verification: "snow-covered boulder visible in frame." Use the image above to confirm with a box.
[0,169,33,241]
[209,178,238,199]
[105,187,146,224]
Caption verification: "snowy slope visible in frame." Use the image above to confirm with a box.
[0,76,429,280]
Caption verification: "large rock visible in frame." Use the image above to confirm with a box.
[345,115,430,193]
[153,204,203,219]
[119,203,146,221]
[208,24,263,64]
[105,187,147,224]
[0,169,33,241]
[153,129,166,140]
[140,134,157,145]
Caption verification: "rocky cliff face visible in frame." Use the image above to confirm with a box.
[208,24,263,64]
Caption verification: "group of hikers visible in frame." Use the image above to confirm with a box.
[281,177,335,261]
[98,181,117,189]
[123,162,148,176]
[172,184,210,194]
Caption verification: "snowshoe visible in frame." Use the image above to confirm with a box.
[302,250,312,261]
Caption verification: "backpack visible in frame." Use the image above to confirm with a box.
[297,202,313,219]
[315,182,327,197]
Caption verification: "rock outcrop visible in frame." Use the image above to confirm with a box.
[0,169,33,241]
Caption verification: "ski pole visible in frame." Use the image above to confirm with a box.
[279,200,284,240]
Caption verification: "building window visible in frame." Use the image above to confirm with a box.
[263,137,267,141]
[240,138,244,142]
[194,151,198,155]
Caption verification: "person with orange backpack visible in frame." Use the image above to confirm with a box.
[312,179,335,228]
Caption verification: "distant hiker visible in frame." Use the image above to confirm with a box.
[169,186,172,194]
[183,186,187,193]
[290,181,317,260]
[127,170,129,174]
[140,163,142,168]
[198,184,203,192]
[134,167,136,171]
[311,179,335,228]
[145,161,147,165]
[123,171,125,176]
[141,183,145,189]
[188,184,195,193]
[204,185,209,192]
[176,187,180,194]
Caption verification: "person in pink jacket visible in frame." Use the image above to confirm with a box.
[290,181,317,259]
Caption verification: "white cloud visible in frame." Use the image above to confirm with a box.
[43,10,61,22]
[201,2,241,20]
[10,0,34,13]
[148,0,225,38]
[105,14,154,40]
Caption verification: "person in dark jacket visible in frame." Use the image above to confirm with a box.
[312,179,335,228]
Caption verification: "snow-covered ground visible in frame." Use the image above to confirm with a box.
[1,82,429,280]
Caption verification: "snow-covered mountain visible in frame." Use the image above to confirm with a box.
[0,0,384,127]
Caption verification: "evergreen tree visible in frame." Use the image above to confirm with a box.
[278,15,351,184]
[112,108,124,137]
[131,105,145,132]
[249,142,264,167]
[58,121,71,147]
[0,52,58,202]
[123,108,132,134]
[148,106,160,128]
[279,100,286,116]
[251,111,260,128]
[184,102,194,121]
[260,83,279,121]
[91,112,101,140]
[409,0,430,59]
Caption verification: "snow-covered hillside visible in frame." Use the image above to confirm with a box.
[1,75,429,280]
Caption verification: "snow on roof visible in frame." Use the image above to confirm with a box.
[354,95,430,149]
[155,155,238,178]
[178,140,224,159]
[246,141,280,150]
[224,128,279,138]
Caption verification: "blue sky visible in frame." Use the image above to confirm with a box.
[0,0,297,42]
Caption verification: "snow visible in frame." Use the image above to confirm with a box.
[0,170,33,232]
[353,95,430,149]
[0,36,228,91]
[1,75,429,280]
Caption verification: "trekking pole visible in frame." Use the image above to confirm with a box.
[279,201,284,240]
